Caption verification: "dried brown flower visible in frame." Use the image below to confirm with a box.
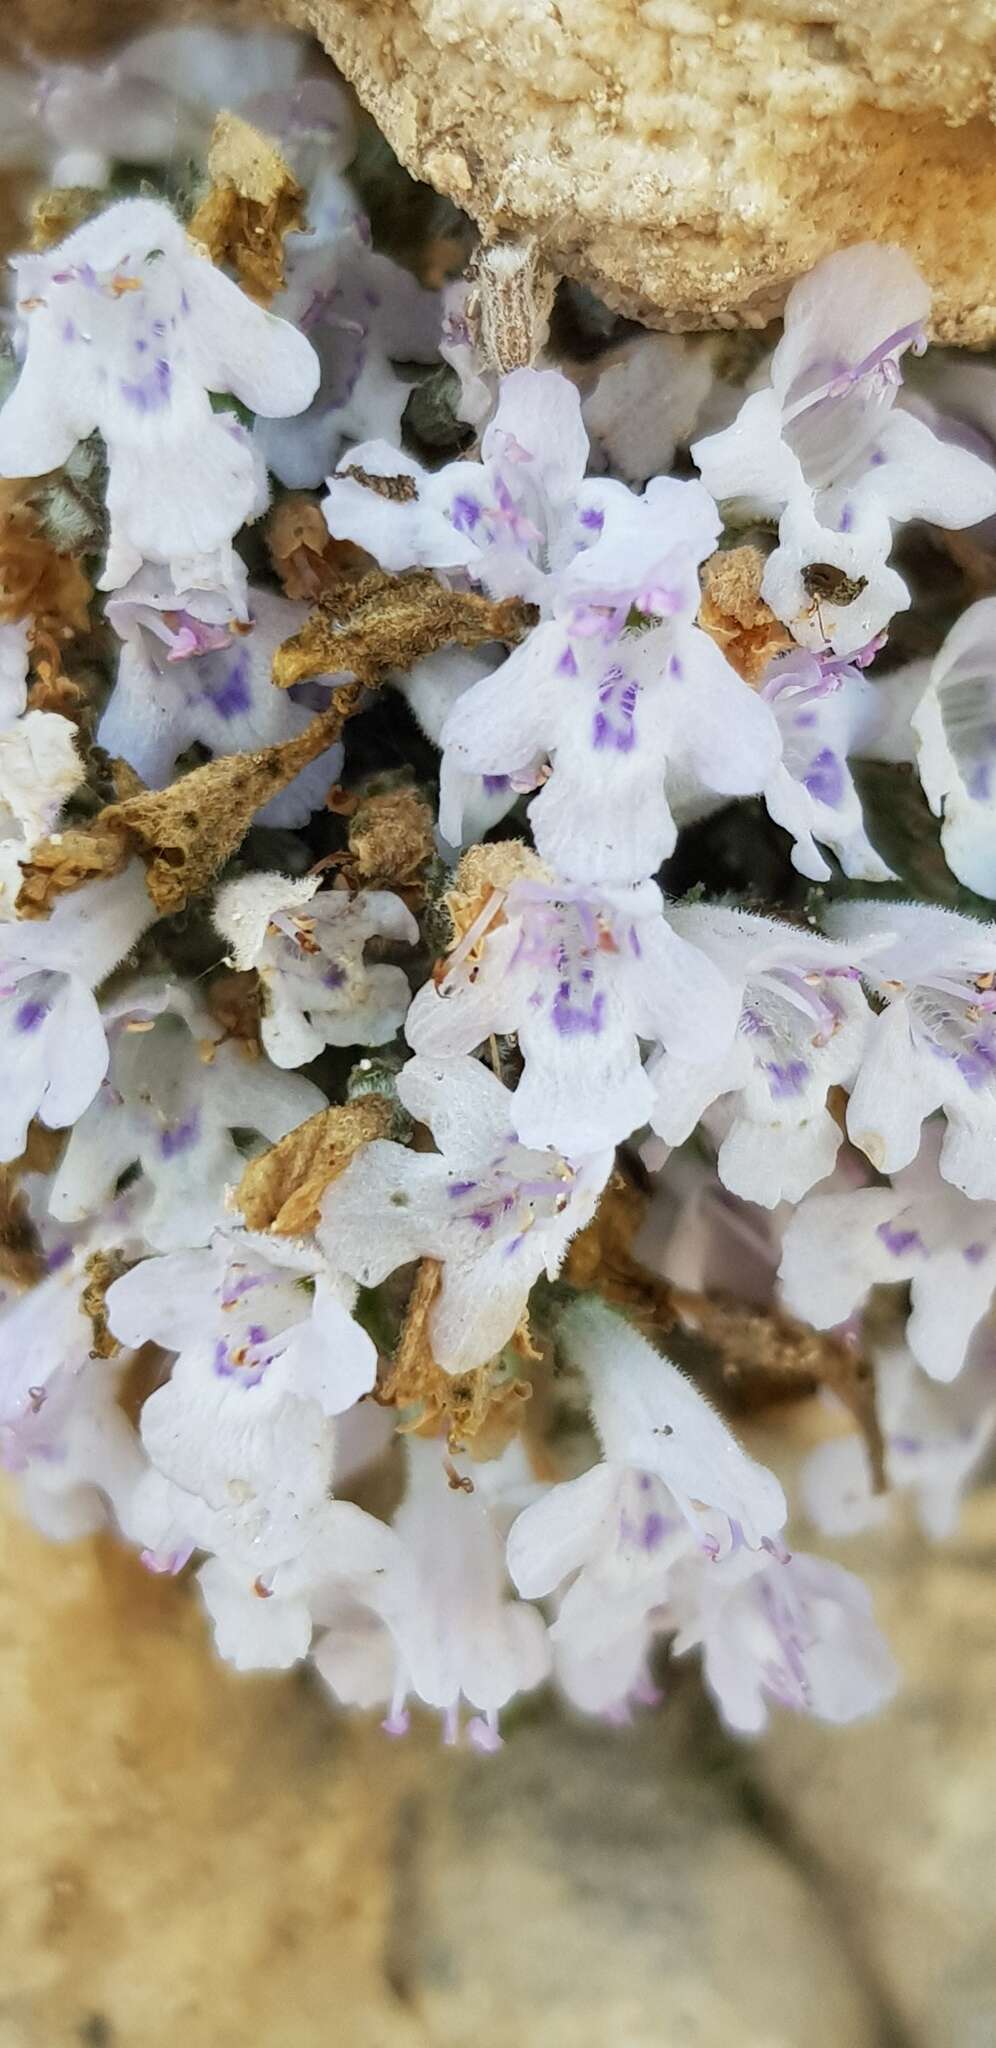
[377,1258,531,1458]
[266,495,372,602]
[17,691,360,918]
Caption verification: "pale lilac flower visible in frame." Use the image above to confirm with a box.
[647,904,875,1206]
[319,1054,612,1371]
[438,476,781,885]
[313,1437,551,1748]
[779,1130,996,1383]
[404,876,740,1154]
[0,862,153,1161]
[256,205,440,489]
[823,899,996,1198]
[759,642,896,881]
[214,872,417,1068]
[801,1338,996,1543]
[694,245,996,656]
[582,331,717,486]
[100,573,342,825]
[49,981,323,1250]
[911,598,996,898]
[37,26,318,188]
[195,1497,393,1673]
[0,199,319,592]
[669,1546,898,1734]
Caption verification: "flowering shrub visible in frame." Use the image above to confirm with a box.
[2,21,995,1748]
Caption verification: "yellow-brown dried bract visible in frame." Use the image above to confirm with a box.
[233,1096,393,1238]
[273,567,536,689]
[187,112,305,304]
[81,1249,128,1361]
[0,482,92,698]
[378,1257,531,1458]
[697,546,793,684]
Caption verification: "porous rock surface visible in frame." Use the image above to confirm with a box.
[278,0,996,343]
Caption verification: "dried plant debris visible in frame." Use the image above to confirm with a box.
[273,568,537,689]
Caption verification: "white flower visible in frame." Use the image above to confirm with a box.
[507,1303,787,1662]
[125,1353,339,1582]
[405,876,740,1154]
[401,646,520,848]
[0,624,81,909]
[758,643,895,881]
[0,862,153,1161]
[801,1339,996,1544]
[823,899,996,1198]
[214,872,417,1068]
[911,598,996,898]
[195,1497,392,1673]
[0,198,319,592]
[694,245,996,656]
[669,1546,897,1734]
[322,366,604,606]
[647,904,874,1206]
[100,572,342,824]
[313,1437,551,1748]
[438,476,781,885]
[48,981,323,1250]
[319,1053,612,1371]
[780,1132,996,1384]
[106,1228,376,1419]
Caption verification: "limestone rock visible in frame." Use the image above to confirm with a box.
[0,1495,880,2048]
[752,1489,996,2048]
[279,0,996,344]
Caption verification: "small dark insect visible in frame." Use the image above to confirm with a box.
[341,464,418,503]
[801,561,869,606]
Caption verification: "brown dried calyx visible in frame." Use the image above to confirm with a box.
[697,545,792,684]
[233,1096,393,1238]
[273,567,537,689]
[466,237,558,375]
[436,838,546,962]
[377,1257,532,1459]
[266,495,371,603]
[0,1124,63,1289]
[346,784,436,898]
[16,691,359,919]
[187,112,305,305]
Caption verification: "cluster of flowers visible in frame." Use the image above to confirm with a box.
[0,21,994,1747]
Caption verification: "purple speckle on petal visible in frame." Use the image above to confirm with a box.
[557,644,579,678]
[205,651,251,720]
[875,1219,924,1258]
[482,773,510,794]
[764,1058,809,1099]
[15,999,48,1033]
[579,506,605,532]
[322,962,346,990]
[551,988,606,1037]
[964,1242,987,1265]
[159,1112,200,1159]
[803,747,846,807]
[451,493,480,533]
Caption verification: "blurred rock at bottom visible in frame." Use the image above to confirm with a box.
[0,1487,994,2048]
